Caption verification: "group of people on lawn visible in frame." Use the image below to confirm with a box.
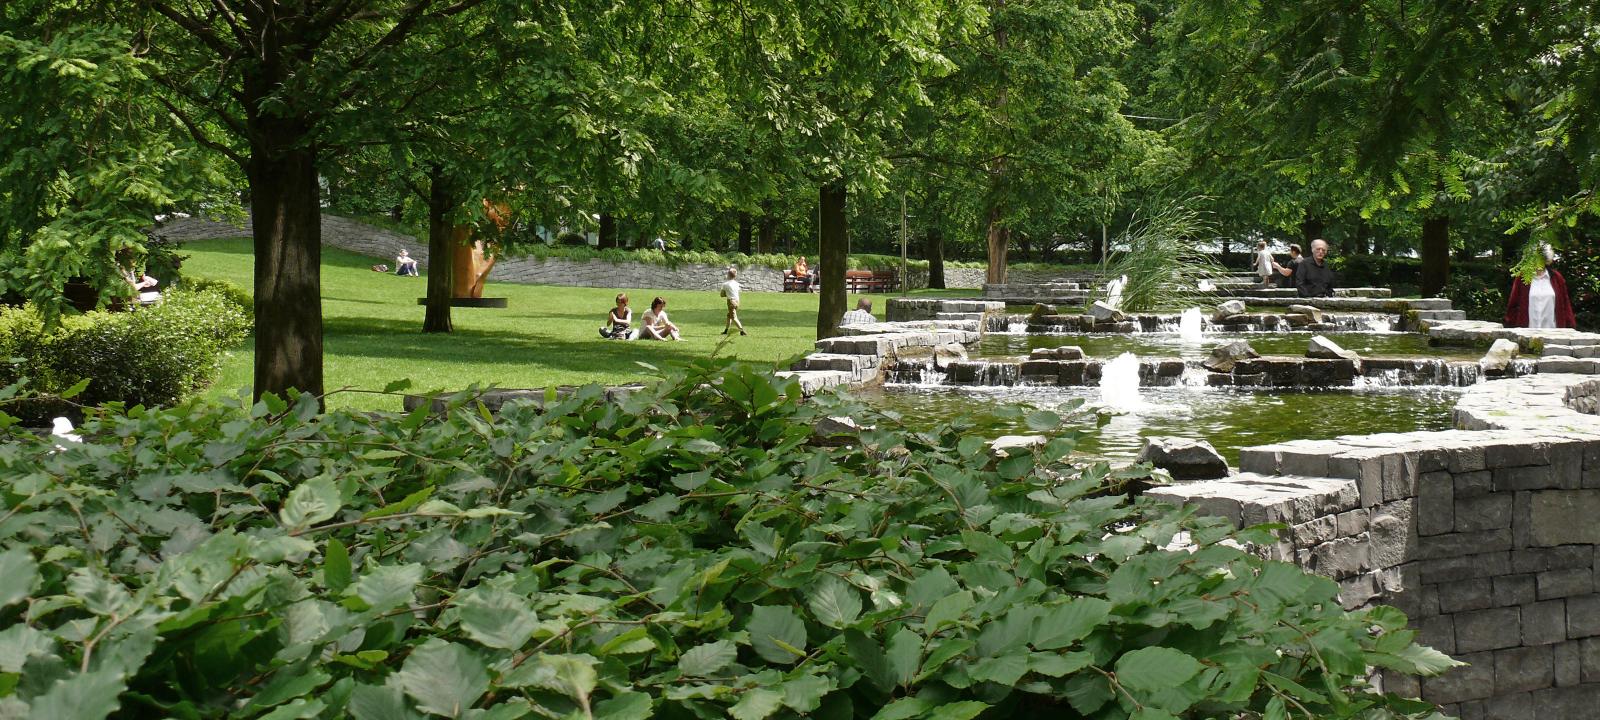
[598,266,878,341]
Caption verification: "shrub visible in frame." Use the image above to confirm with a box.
[0,358,1456,719]
[557,231,590,246]
[181,276,253,314]
[1329,255,1504,297]
[1444,273,1507,322]
[0,287,251,423]
[1100,203,1227,311]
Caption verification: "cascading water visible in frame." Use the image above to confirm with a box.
[1179,308,1204,344]
[1106,275,1127,309]
[1098,352,1144,411]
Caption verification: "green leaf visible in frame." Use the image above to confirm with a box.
[1132,709,1179,720]
[633,494,680,522]
[779,674,832,713]
[1372,643,1465,676]
[458,589,539,650]
[28,668,124,720]
[348,564,423,613]
[1033,598,1111,650]
[808,576,863,629]
[924,590,972,631]
[594,691,652,720]
[678,640,738,676]
[323,538,352,592]
[0,624,54,672]
[0,549,39,608]
[729,688,783,720]
[871,697,932,720]
[531,654,599,703]
[926,701,989,720]
[395,640,489,718]
[59,377,90,399]
[280,476,341,531]
[383,378,413,393]
[1024,409,1061,431]
[748,605,807,664]
[1115,647,1203,693]
[363,486,434,519]
[970,653,1028,686]
[348,683,422,720]
[885,627,921,687]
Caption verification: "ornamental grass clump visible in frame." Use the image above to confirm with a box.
[0,358,1455,719]
[1100,204,1227,313]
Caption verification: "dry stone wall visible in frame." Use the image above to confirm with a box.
[1152,374,1600,718]
[152,215,1006,290]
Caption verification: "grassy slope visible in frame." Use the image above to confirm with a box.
[182,237,971,410]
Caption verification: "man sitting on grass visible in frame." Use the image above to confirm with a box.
[639,296,681,341]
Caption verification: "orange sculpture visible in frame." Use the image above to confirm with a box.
[448,199,509,299]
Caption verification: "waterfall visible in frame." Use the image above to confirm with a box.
[1179,308,1204,344]
[1098,352,1143,411]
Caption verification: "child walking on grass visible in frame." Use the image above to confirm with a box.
[720,267,747,336]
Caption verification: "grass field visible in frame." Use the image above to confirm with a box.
[181,238,974,410]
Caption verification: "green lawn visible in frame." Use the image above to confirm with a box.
[182,238,974,410]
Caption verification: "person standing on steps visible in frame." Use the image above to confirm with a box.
[720,267,747,336]
[1255,240,1276,287]
[1292,238,1336,298]
[1505,243,1577,329]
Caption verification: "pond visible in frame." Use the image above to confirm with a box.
[861,383,1462,465]
[973,331,1481,362]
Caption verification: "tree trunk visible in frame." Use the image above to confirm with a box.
[1421,214,1451,297]
[597,213,617,249]
[757,202,778,254]
[423,166,455,334]
[924,227,946,289]
[246,116,323,402]
[1350,219,1370,255]
[1501,228,1527,263]
[1300,214,1324,245]
[984,205,1008,285]
[738,211,753,254]
[817,180,848,340]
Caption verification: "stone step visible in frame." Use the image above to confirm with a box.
[935,312,985,322]
[1413,310,1466,321]
[791,353,880,381]
[773,370,852,396]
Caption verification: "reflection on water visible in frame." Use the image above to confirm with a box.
[860,384,1461,465]
[973,331,1479,362]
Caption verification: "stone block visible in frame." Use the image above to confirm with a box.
[1532,684,1600,718]
[1418,529,1513,561]
[1423,651,1495,704]
[1338,572,1379,609]
[1568,594,1600,638]
[1491,643,1555,694]
[1456,470,1494,498]
[1438,578,1495,613]
[1487,441,1552,469]
[1495,466,1563,492]
[1306,536,1372,579]
[1418,471,1455,536]
[1455,607,1523,653]
[1485,691,1536,720]
[1529,491,1600,546]
[1418,614,1456,655]
[1382,453,1420,501]
[1552,444,1584,490]
[1513,547,1595,573]
[1537,569,1593,600]
[1495,575,1538,608]
[1368,501,1416,568]
[1290,515,1338,549]
[1524,600,1568,645]
[1056,360,1088,386]
[1448,447,1490,474]
[1556,641,1581,686]
[1018,359,1061,376]
[1582,637,1600,682]
[1455,493,1513,533]
[1336,508,1370,537]
[1418,552,1511,584]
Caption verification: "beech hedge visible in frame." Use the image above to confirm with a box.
[0,358,1455,719]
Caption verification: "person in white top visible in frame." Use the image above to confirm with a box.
[639,296,681,340]
[1527,269,1557,329]
[1506,243,1576,329]
[395,249,420,276]
[720,267,747,335]
[1254,240,1276,287]
[840,298,875,326]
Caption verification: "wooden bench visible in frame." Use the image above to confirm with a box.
[844,269,899,293]
[783,270,812,292]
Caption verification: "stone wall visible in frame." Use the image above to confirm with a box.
[152,215,1013,290]
[1152,374,1600,718]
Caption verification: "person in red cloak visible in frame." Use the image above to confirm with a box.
[1504,245,1577,329]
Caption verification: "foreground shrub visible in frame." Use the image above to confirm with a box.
[0,359,1455,719]
[0,287,250,422]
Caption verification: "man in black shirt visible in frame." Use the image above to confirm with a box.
[1293,238,1335,297]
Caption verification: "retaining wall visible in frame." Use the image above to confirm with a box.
[1152,374,1600,717]
[153,215,1046,291]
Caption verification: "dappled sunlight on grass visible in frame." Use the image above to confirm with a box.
[182,238,971,410]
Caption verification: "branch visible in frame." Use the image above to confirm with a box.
[207,0,255,52]
[146,0,236,58]
[157,95,248,170]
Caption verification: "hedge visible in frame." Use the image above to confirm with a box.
[0,357,1457,719]
[0,287,251,423]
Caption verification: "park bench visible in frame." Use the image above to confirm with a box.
[845,269,899,293]
[783,270,812,292]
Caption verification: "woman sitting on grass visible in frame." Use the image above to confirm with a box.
[639,296,681,341]
[599,293,633,339]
